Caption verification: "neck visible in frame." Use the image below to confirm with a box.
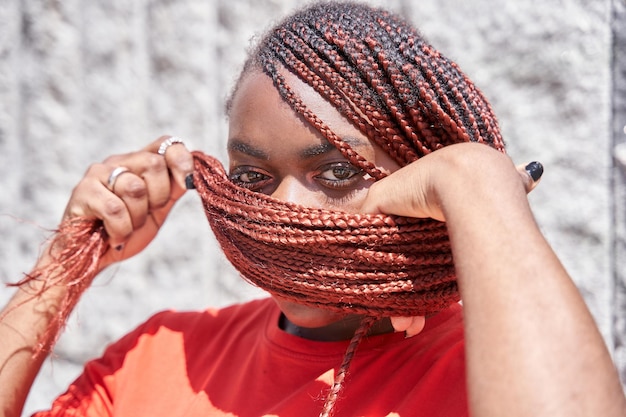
[279,313,394,341]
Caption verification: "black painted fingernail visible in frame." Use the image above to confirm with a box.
[185,173,196,190]
[114,244,124,251]
[525,161,544,182]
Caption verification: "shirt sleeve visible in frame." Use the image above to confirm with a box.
[30,311,171,417]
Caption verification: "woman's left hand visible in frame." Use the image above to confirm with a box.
[360,143,542,337]
[360,142,542,221]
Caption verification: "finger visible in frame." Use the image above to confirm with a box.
[82,154,170,242]
[65,169,134,247]
[390,316,412,332]
[106,170,150,231]
[103,152,172,218]
[390,316,426,338]
[144,135,195,193]
[516,161,544,194]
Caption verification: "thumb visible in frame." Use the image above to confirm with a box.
[517,161,544,194]
[390,316,426,338]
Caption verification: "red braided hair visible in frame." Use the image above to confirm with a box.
[224,2,505,414]
[6,2,505,416]
[193,153,457,317]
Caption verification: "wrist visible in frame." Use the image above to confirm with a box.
[432,143,528,224]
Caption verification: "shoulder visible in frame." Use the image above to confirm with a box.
[101,297,277,359]
[134,297,276,339]
[33,300,278,416]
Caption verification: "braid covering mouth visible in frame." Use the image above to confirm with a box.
[193,151,459,317]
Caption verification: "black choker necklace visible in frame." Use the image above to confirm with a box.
[278,313,394,342]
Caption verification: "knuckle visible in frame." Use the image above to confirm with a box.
[124,177,149,199]
[151,196,170,210]
[64,203,86,219]
[102,197,127,220]
[65,178,99,217]
[170,149,193,168]
[145,152,167,173]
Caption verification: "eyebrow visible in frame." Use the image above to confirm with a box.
[228,136,368,160]
[299,136,368,158]
[227,139,270,160]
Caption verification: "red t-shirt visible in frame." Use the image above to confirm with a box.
[33,298,467,416]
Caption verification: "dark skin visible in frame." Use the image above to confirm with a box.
[1,66,625,417]
[226,68,408,340]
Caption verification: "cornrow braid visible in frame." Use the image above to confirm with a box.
[5,3,507,417]
[225,2,505,415]
[193,152,457,318]
[233,1,504,167]
[190,153,455,417]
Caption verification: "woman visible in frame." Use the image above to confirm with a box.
[1,2,624,416]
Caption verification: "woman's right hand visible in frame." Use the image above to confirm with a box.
[60,135,194,271]
[0,138,194,417]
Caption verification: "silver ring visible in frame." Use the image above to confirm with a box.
[107,166,130,191]
[157,136,185,156]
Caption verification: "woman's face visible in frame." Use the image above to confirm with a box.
[227,69,400,328]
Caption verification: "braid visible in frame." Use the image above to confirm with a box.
[192,152,456,317]
[225,3,506,415]
[319,316,377,417]
[231,1,504,166]
[8,3,506,416]
[191,152,454,417]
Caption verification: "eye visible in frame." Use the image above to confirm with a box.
[315,162,363,188]
[229,167,271,191]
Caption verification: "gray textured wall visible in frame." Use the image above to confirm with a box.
[0,0,624,414]
[612,0,626,397]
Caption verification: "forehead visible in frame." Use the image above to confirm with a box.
[227,68,401,175]
[227,68,373,152]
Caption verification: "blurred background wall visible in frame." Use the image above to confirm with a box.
[0,0,624,414]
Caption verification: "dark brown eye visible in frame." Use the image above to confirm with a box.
[229,167,271,190]
[332,166,352,179]
[316,162,362,188]
[238,171,266,183]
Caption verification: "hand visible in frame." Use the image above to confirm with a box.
[360,143,543,336]
[361,143,542,221]
[60,135,194,271]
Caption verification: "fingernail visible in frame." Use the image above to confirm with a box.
[114,244,124,251]
[525,161,544,182]
[185,173,196,190]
